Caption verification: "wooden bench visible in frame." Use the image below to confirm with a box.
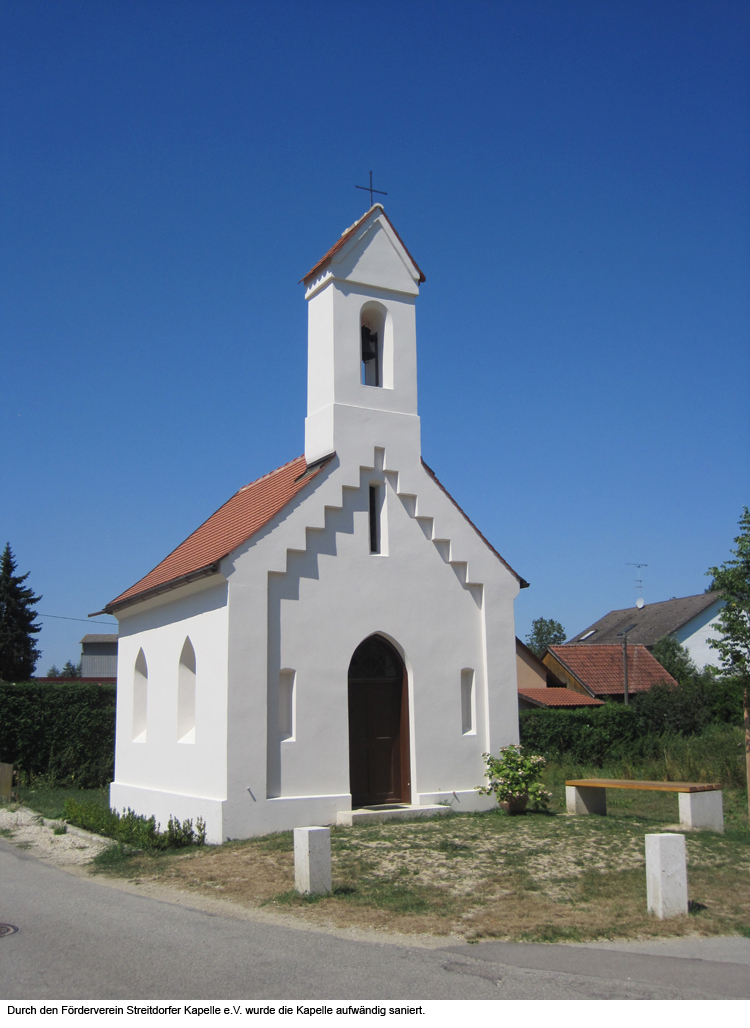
[565,778,724,832]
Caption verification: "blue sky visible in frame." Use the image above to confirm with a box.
[2,0,748,671]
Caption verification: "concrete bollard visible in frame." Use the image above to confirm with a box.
[294,826,332,896]
[645,833,688,918]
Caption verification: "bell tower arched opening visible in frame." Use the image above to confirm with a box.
[347,635,411,807]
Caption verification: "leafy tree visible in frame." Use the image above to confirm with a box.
[46,664,61,678]
[651,635,700,687]
[61,660,81,679]
[0,543,42,682]
[708,508,750,820]
[525,617,566,658]
[707,507,750,687]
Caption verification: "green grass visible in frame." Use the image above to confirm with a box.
[16,783,110,820]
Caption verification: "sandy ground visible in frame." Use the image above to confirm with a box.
[0,805,109,866]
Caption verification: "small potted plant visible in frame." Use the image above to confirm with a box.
[478,744,551,814]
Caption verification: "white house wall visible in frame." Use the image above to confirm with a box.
[672,597,725,669]
[110,579,229,843]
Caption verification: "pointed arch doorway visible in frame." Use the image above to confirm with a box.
[347,635,411,807]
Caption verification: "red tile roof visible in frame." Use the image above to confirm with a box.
[518,687,604,708]
[102,454,334,613]
[100,451,526,615]
[546,644,677,696]
[301,205,426,286]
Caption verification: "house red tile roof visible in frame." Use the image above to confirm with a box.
[546,644,677,697]
[101,454,334,613]
[518,687,604,708]
[301,205,426,286]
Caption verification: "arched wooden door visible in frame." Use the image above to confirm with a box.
[347,635,411,807]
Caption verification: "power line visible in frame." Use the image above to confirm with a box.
[38,612,117,626]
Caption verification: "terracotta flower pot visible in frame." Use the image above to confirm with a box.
[499,794,528,815]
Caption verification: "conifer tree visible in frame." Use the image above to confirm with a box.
[0,543,42,681]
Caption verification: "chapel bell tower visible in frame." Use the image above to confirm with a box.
[301,206,426,468]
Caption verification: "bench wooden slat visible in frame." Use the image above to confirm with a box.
[565,779,721,794]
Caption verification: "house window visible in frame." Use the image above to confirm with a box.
[177,638,196,744]
[279,669,295,741]
[461,668,475,735]
[133,649,148,743]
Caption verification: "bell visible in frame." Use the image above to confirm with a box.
[361,327,378,362]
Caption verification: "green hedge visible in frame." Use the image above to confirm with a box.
[0,681,115,787]
[519,706,747,787]
[519,675,745,767]
[520,705,640,765]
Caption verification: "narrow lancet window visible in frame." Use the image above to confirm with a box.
[279,669,295,741]
[461,669,475,735]
[133,649,148,743]
[361,326,380,386]
[369,485,381,554]
[177,638,196,744]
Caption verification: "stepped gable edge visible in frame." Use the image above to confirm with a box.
[420,460,529,588]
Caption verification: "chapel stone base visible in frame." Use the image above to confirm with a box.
[337,804,450,826]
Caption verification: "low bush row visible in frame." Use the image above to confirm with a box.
[63,797,206,849]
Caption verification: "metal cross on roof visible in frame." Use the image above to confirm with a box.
[355,171,387,207]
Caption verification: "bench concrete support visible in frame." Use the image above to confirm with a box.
[645,833,688,918]
[678,790,724,833]
[566,785,607,816]
[294,826,332,896]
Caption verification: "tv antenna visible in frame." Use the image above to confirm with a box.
[627,563,648,608]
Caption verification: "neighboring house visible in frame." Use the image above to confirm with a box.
[80,634,118,680]
[98,205,528,844]
[543,644,678,701]
[567,593,724,669]
[515,637,602,709]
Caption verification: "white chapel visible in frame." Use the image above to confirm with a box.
[103,206,528,842]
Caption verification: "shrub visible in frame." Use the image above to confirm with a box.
[63,797,207,850]
[478,744,551,810]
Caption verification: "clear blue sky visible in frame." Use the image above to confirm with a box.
[2,0,748,671]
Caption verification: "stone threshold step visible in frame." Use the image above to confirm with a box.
[336,804,451,826]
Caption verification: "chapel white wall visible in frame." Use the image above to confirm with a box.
[110,579,229,843]
[221,453,520,840]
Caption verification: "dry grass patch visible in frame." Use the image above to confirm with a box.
[92,792,750,943]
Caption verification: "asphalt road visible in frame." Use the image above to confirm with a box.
[2,839,749,1001]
